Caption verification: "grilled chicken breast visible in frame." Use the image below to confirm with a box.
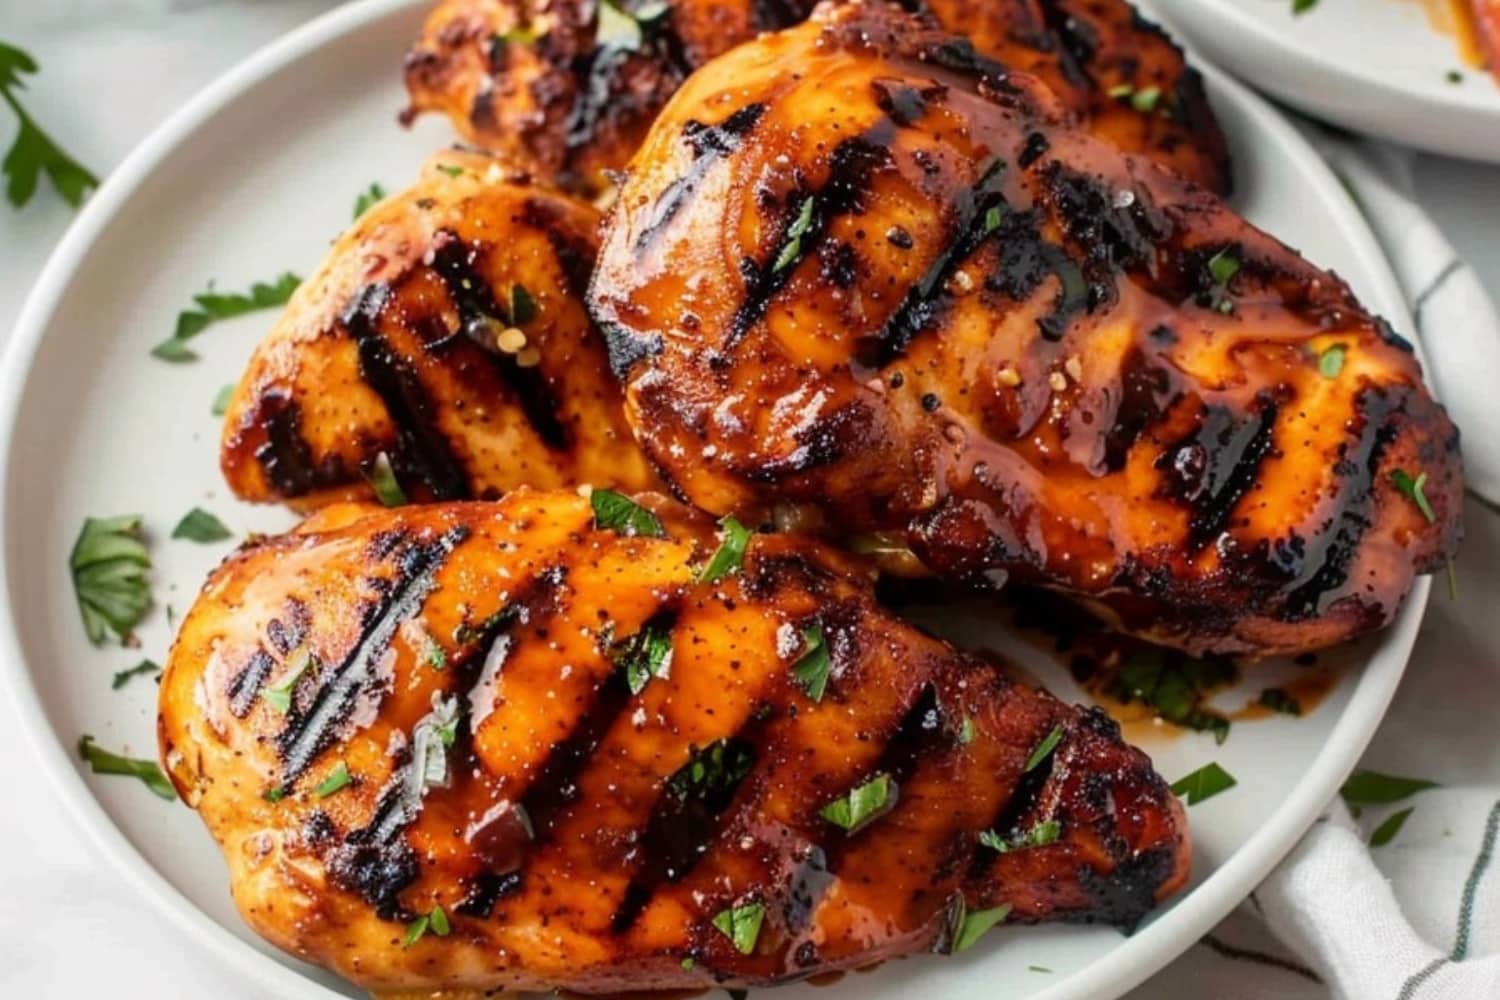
[220,149,659,509]
[402,0,1228,195]
[589,2,1463,658]
[159,491,1189,994]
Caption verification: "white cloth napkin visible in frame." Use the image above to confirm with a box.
[1130,139,1500,1000]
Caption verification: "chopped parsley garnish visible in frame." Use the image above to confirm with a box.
[1169,762,1237,805]
[410,695,462,798]
[262,787,286,803]
[980,818,1061,853]
[77,735,175,800]
[1370,806,1414,847]
[711,901,765,955]
[1207,248,1241,285]
[947,898,1012,953]
[403,905,452,947]
[1258,687,1301,716]
[111,658,160,690]
[425,640,447,671]
[789,625,830,702]
[983,204,1005,234]
[680,956,696,971]
[697,516,751,583]
[819,773,896,834]
[211,383,235,416]
[1,42,98,209]
[314,761,351,798]
[1390,469,1436,522]
[1447,69,1464,84]
[364,452,407,507]
[151,272,300,361]
[772,194,816,273]
[495,23,546,46]
[596,0,670,53]
[1109,648,1233,743]
[352,182,385,219]
[436,164,464,178]
[958,715,976,745]
[509,283,537,325]
[171,507,232,543]
[666,739,755,802]
[1340,770,1437,805]
[1024,724,1064,772]
[1318,343,1347,378]
[261,649,316,714]
[70,514,151,646]
[590,488,664,537]
[611,620,673,695]
[1029,965,1052,974]
[1293,0,1318,13]
[1130,85,1162,113]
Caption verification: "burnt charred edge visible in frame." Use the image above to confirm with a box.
[428,235,572,453]
[1035,0,1096,90]
[594,313,663,380]
[1158,394,1280,550]
[634,103,768,254]
[251,391,328,497]
[1074,842,1178,931]
[520,668,635,842]
[519,197,598,302]
[750,0,815,32]
[727,125,896,349]
[344,283,473,500]
[870,158,1009,364]
[1043,165,1163,318]
[609,735,760,934]
[266,598,312,657]
[276,526,470,779]
[1280,388,1401,619]
[456,870,523,918]
[915,34,1012,85]
[226,648,275,719]
[326,837,420,920]
[870,80,935,127]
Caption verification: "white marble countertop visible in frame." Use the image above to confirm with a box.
[0,3,1496,997]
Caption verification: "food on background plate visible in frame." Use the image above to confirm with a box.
[157,491,1189,994]
[590,1,1464,659]
[219,149,660,510]
[402,0,1230,195]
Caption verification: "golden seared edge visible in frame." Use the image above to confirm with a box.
[588,1,1462,659]
[401,0,1228,196]
[220,149,659,511]
[159,491,1187,994]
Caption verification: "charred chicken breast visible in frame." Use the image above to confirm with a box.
[589,2,1463,657]
[402,0,1228,194]
[220,149,659,509]
[158,490,1189,994]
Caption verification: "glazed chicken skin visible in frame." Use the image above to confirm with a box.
[589,2,1463,658]
[158,491,1188,994]
[402,0,1228,195]
[220,149,658,509]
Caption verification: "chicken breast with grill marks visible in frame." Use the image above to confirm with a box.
[158,490,1188,994]
[220,149,659,510]
[588,1,1463,657]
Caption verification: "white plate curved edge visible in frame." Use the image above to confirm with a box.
[1152,0,1500,164]
[0,2,1429,999]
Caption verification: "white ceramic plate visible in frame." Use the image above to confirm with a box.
[1153,0,1500,163]
[0,1,1430,998]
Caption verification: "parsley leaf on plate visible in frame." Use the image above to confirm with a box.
[171,507,232,543]
[1169,762,1237,805]
[1340,770,1438,805]
[352,181,385,219]
[151,272,300,362]
[211,383,235,416]
[70,514,151,646]
[1,42,99,209]
[77,734,175,800]
[1370,806,1414,847]
[111,658,160,690]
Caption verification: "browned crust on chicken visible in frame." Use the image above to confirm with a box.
[588,2,1463,658]
[220,149,659,509]
[401,0,1229,195]
[159,491,1188,993]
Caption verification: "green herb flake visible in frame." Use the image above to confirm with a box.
[152,272,300,362]
[314,761,352,798]
[1340,770,1438,805]
[111,658,160,690]
[403,914,430,948]
[980,818,1062,853]
[711,901,765,955]
[495,23,546,46]
[262,786,286,803]
[1447,69,1464,84]
[1207,248,1241,286]
[596,0,669,52]
[426,640,447,671]
[772,195,816,273]
[1390,468,1436,523]
[77,734,175,801]
[1258,687,1301,716]
[70,514,152,646]
[1130,85,1162,113]
[1293,0,1318,13]
[365,452,407,507]
[1169,761,1237,805]
[1318,343,1347,379]
[590,488,664,537]
[1024,724,1064,773]
[983,204,1004,234]
[697,516,751,583]
[436,164,464,177]
[611,621,673,695]
[510,283,538,326]
[1029,965,1052,974]
[171,507,232,543]
[951,899,1012,953]
[261,650,316,715]
[958,715,976,745]
[680,957,696,971]
[1107,83,1135,100]
[789,626,831,702]
[819,772,896,834]
[1,42,99,209]
[428,904,451,936]
[1370,806,1414,847]
[211,383,235,416]
[352,182,386,219]
[1110,649,1234,743]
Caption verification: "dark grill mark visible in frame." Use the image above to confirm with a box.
[226,649,275,719]
[520,669,634,841]
[1101,349,1178,472]
[276,527,469,779]
[983,207,1090,343]
[870,80,931,127]
[456,870,523,918]
[252,392,324,496]
[427,235,573,453]
[1159,395,1280,549]
[1018,131,1051,169]
[635,103,768,253]
[266,598,311,657]
[519,197,596,302]
[325,837,419,920]
[344,284,473,500]
[1076,843,1177,931]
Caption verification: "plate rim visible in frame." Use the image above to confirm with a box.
[0,2,1428,998]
